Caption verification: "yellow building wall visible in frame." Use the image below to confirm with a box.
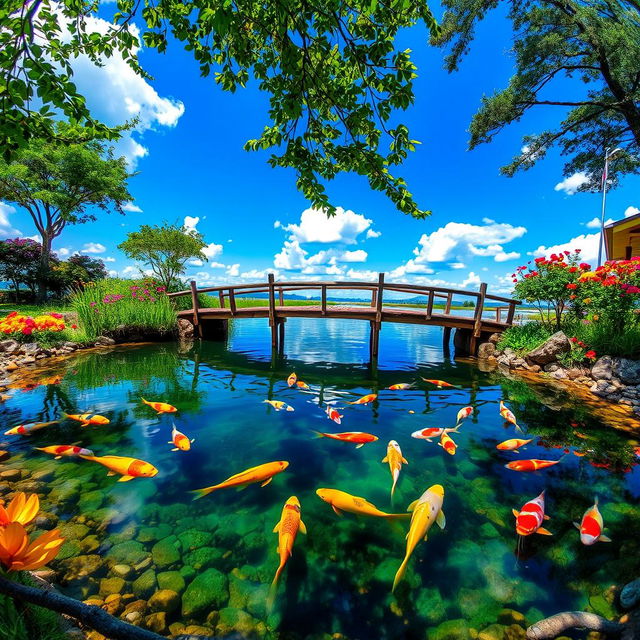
[607,220,640,259]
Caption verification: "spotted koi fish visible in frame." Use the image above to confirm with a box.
[420,378,460,389]
[388,383,414,390]
[574,497,611,545]
[382,440,408,498]
[411,426,460,442]
[496,438,533,453]
[513,491,552,536]
[325,406,343,424]
[499,400,522,432]
[287,372,297,387]
[268,496,307,609]
[438,431,457,455]
[141,398,177,414]
[62,413,109,427]
[36,444,94,459]
[313,431,377,448]
[456,406,473,424]
[169,423,194,451]
[505,458,562,472]
[4,420,59,436]
[264,400,294,412]
[347,394,377,405]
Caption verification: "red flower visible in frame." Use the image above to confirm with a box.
[21,327,32,336]
[585,350,596,360]
[568,266,577,273]
[569,294,577,299]
[579,262,591,270]
[71,324,77,330]
[566,283,577,289]
[570,337,578,343]
[6,312,17,319]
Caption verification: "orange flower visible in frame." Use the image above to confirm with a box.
[0,492,39,527]
[0,523,64,571]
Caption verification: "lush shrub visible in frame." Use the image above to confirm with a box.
[497,322,553,354]
[71,278,176,340]
[575,317,640,358]
[0,311,70,341]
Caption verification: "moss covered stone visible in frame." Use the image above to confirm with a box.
[132,568,157,599]
[148,589,181,613]
[179,528,214,551]
[152,535,181,569]
[182,568,228,617]
[107,540,148,567]
[184,546,222,571]
[429,618,471,640]
[138,524,172,544]
[157,571,186,594]
[215,607,265,638]
[99,577,125,597]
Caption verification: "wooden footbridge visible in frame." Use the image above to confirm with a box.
[169,274,520,361]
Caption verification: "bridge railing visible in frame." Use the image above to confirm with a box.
[168,273,521,332]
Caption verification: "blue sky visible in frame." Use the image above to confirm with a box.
[3,4,639,296]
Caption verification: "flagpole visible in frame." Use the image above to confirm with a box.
[596,147,609,268]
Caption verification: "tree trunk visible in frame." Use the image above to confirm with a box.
[36,234,51,304]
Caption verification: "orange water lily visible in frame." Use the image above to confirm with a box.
[0,492,40,527]
[0,522,64,571]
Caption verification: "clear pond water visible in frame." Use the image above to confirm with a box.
[2,317,640,639]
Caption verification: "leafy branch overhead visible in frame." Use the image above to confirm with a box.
[1,0,440,218]
[435,0,640,190]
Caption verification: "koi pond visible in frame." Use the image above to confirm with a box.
[1,318,639,639]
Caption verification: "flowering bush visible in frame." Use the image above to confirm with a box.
[0,311,66,338]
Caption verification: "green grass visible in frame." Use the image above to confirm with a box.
[497,322,554,355]
[0,303,70,317]
[576,317,640,358]
[71,279,177,340]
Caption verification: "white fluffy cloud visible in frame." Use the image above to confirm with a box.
[57,247,71,257]
[62,13,184,167]
[585,217,614,229]
[122,202,143,213]
[202,242,223,260]
[0,202,23,238]
[531,232,600,264]
[554,172,589,195]
[226,264,240,277]
[103,256,116,262]
[183,216,200,234]
[625,206,640,218]
[82,242,106,254]
[276,207,378,245]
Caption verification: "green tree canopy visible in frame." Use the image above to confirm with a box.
[436,0,640,190]
[118,223,208,290]
[0,238,46,301]
[0,125,132,301]
[1,0,439,217]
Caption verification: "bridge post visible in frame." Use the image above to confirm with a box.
[470,282,487,354]
[190,280,202,338]
[370,273,384,363]
[268,273,278,350]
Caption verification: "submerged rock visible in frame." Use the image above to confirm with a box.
[184,546,222,571]
[107,540,149,567]
[148,589,180,613]
[132,568,157,599]
[144,611,168,634]
[215,607,266,638]
[620,578,640,609]
[428,618,470,640]
[182,568,228,617]
[158,570,186,594]
[60,555,105,583]
[152,535,181,569]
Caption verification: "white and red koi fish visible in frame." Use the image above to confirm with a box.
[388,383,415,390]
[169,423,194,451]
[499,400,522,432]
[513,491,552,536]
[35,444,94,459]
[421,378,460,389]
[411,426,460,442]
[456,406,473,424]
[325,405,343,424]
[347,394,377,405]
[574,497,611,545]
[438,431,457,455]
[287,372,297,387]
[5,420,59,436]
[496,438,533,453]
[263,400,294,412]
[382,440,408,499]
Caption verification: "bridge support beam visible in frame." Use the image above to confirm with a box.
[454,328,494,357]
[200,319,228,341]
[369,321,381,363]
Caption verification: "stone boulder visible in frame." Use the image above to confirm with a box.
[615,358,640,385]
[0,340,19,354]
[177,318,194,340]
[526,331,570,365]
[591,355,615,381]
[620,578,640,609]
[182,568,228,617]
[477,342,496,359]
[95,336,116,346]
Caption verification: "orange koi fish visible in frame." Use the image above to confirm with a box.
[325,405,343,424]
[62,412,109,427]
[36,445,94,459]
[4,420,59,436]
[505,458,562,472]
[499,400,522,432]
[382,440,408,498]
[574,497,611,545]
[268,496,307,609]
[456,406,473,424]
[347,393,377,405]
[421,378,460,389]
[496,438,533,453]
[79,454,158,482]
[264,400,294,412]
[287,372,297,387]
[316,488,411,519]
[513,491,552,536]
[141,398,177,414]
[439,431,457,455]
[169,423,194,451]
[392,485,445,592]
[296,381,310,390]
[191,461,289,498]
[634,446,640,457]
[411,425,460,442]
[313,431,378,448]
[388,383,415,390]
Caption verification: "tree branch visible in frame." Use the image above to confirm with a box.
[526,611,624,639]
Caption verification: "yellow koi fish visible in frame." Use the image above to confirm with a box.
[500,400,522,432]
[296,381,310,390]
[141,398,177,414]
[392,484,445,591]
[382,440,408,499]
[169,423,194,451]
[287,372,297,387]
[263,400,294,412]
[315,488,410,519]
[268,496,307,608]
[388,383,415,390]
[62,413,109,427]
[347,393,378,405]
[191,461,289,499]
[79,454,158,482]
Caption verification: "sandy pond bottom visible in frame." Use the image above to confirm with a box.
[1,317,639,639]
